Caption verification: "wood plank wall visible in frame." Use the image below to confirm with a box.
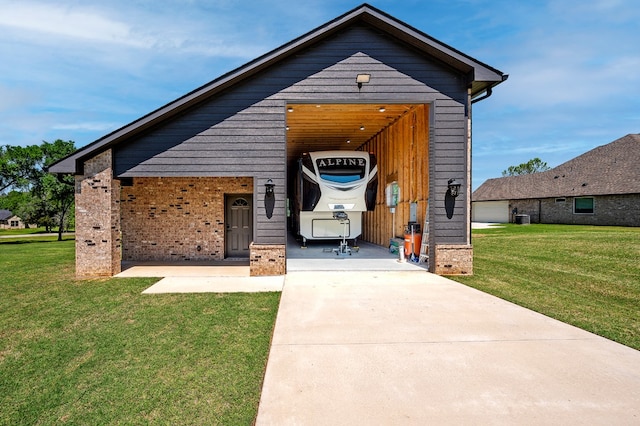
[361,104,429,246]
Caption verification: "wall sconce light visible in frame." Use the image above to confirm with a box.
[264,179,275,219]
[444,178,461,220]
[356,73,370,90]
[265,179,275,194]
[447,178,462,198]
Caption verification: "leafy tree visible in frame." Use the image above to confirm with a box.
[35,140,76,240]
[502,157,551,177]
[0,145,42,192]
[0,139,76,240]
[0,190,30,211]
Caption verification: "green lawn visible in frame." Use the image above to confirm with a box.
[451,224,640,350]
[0,227,51,236]
[3,225,638,423]
[0,237,280,425]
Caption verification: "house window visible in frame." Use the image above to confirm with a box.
[574,197,594,214]
[232,198,249,207]
[10,220,19,227]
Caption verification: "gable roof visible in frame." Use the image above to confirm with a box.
[49,3,506,175]
[473,134,640,201]
[0,210,12,221]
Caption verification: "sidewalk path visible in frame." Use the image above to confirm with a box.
[256,271,640,425]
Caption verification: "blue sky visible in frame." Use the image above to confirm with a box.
[1,0,638,189]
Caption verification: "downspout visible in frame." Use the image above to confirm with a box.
[56,173,74,186]
[538,199,542,223]
[471,87,492,104]
[471,74,509,105]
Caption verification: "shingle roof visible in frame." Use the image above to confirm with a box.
[473,134,640,201]
[0,209,12,221]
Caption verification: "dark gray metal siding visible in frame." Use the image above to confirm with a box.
[114,98,287,245]
[429,99,469,245]
[113,23,469,246]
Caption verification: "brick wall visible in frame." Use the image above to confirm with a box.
[509,194,640,226]
[539,195,640,226]
[433,244,473,275]
[75,150,122,278]
[508,199,540,223]
[250,243,286,276]
[120,177,253,261]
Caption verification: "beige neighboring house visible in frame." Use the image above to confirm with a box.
[0,210,29,229]
[472,134,640,226]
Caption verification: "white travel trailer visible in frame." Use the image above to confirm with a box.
[293,151,378,244]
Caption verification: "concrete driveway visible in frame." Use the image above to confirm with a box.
[256,271,640,425]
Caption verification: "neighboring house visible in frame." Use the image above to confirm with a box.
[48,4,506,278]
[0,210,28,229]
[472,134,640,226]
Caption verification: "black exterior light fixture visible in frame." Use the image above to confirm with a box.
[447,178,462,198]
[445,178,462,220]
[356,73,370,90]
[264,179,275,219]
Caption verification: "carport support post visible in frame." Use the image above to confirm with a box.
[250,243,286,276]
[75,149,122,278]
[433,244,473,275]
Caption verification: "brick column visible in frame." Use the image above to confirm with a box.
[75,150,121,278]
[433,244,473,275]
[249,243,286,276]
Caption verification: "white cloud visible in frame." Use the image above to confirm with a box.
[52,122,119,132]
[0,1,266,58]
[473,0,640,111]
[0,2,154,48]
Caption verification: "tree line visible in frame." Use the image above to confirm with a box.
[0,139,75,241]
[502,157,550,176]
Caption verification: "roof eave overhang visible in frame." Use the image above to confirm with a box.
[48,3,506,175]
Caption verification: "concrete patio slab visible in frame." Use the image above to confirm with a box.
[286,239,427,272]
[117,237,425,294]
[116,260,250,278]
[115,260,283,293]
[256,271,640,425]
[141,275,284,293]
